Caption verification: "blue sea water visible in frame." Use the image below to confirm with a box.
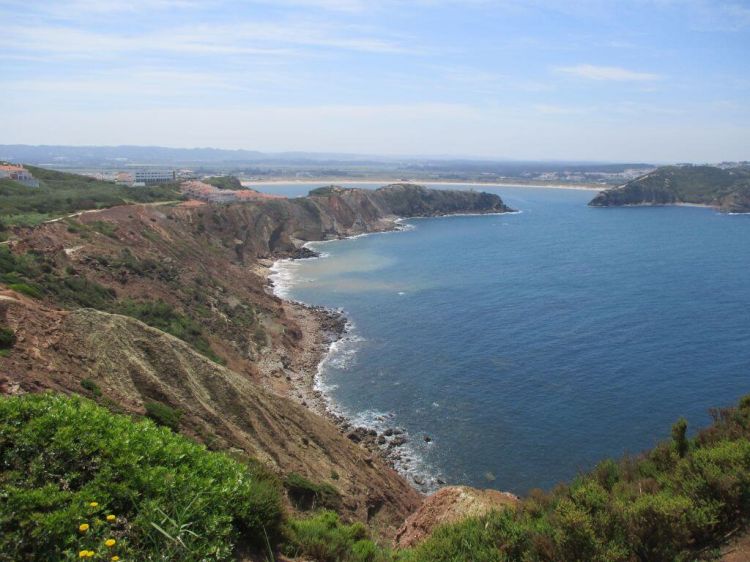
[271,185,750,494]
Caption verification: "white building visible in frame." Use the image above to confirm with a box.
[0,164,39,187]
[133,169,176,184]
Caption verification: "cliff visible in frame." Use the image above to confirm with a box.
[589,165,750,212]
[0,179,513,538]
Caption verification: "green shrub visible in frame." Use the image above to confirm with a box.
[284,472,341,511]
[672,417,689,457]
[7,282,43,298]
[114,299,222,363]
[284,511,386,562]
[401,394,750,562]
[144,401,182,431]
[0,325,16,349]
[0,393,283,561]
[79,378,102,397]
[90,221,118,239]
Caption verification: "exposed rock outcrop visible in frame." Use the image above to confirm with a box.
[395,485,520,548]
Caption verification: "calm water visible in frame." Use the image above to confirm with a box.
[272,186,750,494]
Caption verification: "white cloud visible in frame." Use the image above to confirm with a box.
[0,20,416,60]
[555,64,661,81]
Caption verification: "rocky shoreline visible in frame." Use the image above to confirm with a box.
[264,248,441,493]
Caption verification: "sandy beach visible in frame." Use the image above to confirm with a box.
[242,178,605,191]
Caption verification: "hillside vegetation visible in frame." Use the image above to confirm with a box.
[589,165,750,212]
[3,392,749,561]
[203,175,245,190]
[0,166,181,227]
[0,393,386,562]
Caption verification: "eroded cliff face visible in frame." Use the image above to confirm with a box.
[0,292,418,535]
[589,165,750,212]
[0,184,513,537]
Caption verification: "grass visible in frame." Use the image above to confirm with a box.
[0,166,182,227]
[283,511,388,562]
[0,393,283,562]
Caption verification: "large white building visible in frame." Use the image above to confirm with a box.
[133,169,176,184]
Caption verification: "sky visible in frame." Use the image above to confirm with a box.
[0,0,748,162]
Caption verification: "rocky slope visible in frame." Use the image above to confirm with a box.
[589,165,750,212]
[0,182,513,539]
[0,290,419,535]
[395,486,519,548]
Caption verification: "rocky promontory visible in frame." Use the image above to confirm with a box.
[0,176,514,539]
[589,165,750,213]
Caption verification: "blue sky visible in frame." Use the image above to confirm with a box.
[1,0,748,161]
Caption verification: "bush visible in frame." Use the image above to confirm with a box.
[79,378,102,397]
[284,472,341,511]
[7,282,42,298]
[114,299,222,364]
[0,393,283,561]
[0,326,15,349]
[144,401,182,431]
[283,511,387,562]
[90,221,118,239]
[400,395,750,562]
[672,417,689,457]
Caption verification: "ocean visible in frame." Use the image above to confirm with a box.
[269,184,750,494]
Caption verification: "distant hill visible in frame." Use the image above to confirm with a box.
[589,165,750,213]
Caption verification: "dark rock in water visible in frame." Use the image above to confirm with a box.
[377,435,386,445]
[437,478,446,485]
[291,247,320,259]
[347,431,361,443]
[393,428,404,435]
[423,435,432,443]
[413,476,425,486]
[368,429,377,437]
[391,436,408,447]
[384,428,394,437]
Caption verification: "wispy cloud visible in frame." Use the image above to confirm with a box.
[0,20,417,60]
[555,64,661,81]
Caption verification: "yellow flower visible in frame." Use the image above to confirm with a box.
[78,523,89,533]
[106,514,116,522]
[111,557,120,561]
[88,552,96,558]
[79,551,88,559]
[89,502,99,508]
[105,539,116,547]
